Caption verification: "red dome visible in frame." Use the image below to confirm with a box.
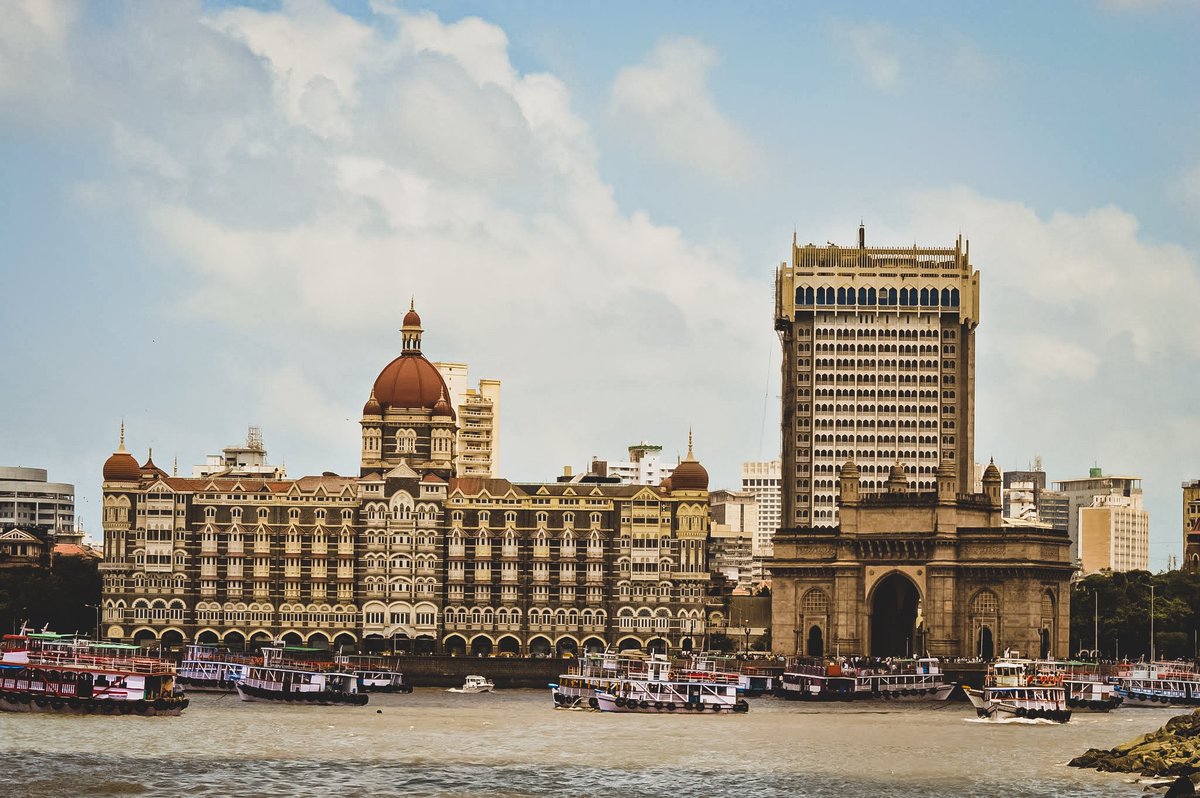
[103,450,141,482]
[671,459,709,491]
[373,354,453,415]
[403,308,422,328]
[363,390,382,416]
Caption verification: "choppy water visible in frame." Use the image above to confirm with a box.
[0,690,1181,797]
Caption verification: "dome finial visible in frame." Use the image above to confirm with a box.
[173,455,178,477]
[410,296,415,312]
[118,420,127,452]
[687,427,694,459]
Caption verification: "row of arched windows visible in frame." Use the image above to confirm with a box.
[797,286,961,308]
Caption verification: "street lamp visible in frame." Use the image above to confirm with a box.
[84,603,101,641]
[743,625,752,654]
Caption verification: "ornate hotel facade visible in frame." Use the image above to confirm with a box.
[770,228,1074,658]
[100,305,711,654]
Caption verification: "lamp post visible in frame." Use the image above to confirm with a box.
[84,603,101,641]
[743,625,752,654]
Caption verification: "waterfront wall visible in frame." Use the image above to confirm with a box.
[398,656,565,688]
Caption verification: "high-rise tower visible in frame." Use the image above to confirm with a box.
[774,225,981,527]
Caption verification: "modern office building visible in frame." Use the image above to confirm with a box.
[773,225,980,528]
[1078,492,1150,574]
[741,460,781,560]
[192,427,286,480]
[100,305,711,654]
[1053,469,1146,563]
[0,466,75,538]
[770,228,1073,659]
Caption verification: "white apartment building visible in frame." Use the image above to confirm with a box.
[710,488,760,588]
[434,362,501,478]
[1054,468,1144,564]
[588,442,675,486]
[741,460,781,559]
[1079,491,1150,574]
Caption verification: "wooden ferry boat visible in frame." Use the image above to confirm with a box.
[592,654,748,714]
[0,631,187,716]
[775,660,857,702]
[1114,661,1200,707]
[1032,660,1123,711]
[177,643,256,692]
[234,646,367,706]
[963,660,1071,723]
[854,657,955,702]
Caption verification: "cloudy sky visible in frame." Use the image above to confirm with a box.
[2,0,1197,566]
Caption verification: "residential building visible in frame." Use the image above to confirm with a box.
[434,361,500,478]
[709,489,758,589]
[741,460,781,560]
[587,442,675,487]
[1003,467,1047,522]
[1054,469,1146,563]
[1079,492,1150,574]
[192,427,286,480]
[1037,490,1070,537]
[100,304,711,654]
[774,225,979,528]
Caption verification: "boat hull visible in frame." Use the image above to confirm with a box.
[963,687,1071,723]
[0,689,188,716]
[234,682,368,705]
[594,691,748,714]
[862,683,955,702]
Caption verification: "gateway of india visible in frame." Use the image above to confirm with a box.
[769,227,1075,660]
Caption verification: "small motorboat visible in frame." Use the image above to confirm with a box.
[447,675,494,694]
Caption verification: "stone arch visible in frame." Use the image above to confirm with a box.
[868,571,921,657]
[806,625,824,658]
[616,636,643,652]
[497,635,521,655]
[555,635,579,656]
[528,635,551,656]
[132,627,158,647]
[469,634,494,656]
[223,630,246,651]
[1040,590,1056,659]
[582,636,606,653]
[970,589,1000,659]
[280,631,303,646]
[194,628,220,644]
[442,634,467,657]
[305,631,330,649]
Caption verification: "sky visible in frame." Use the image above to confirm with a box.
[1,0,1197,567]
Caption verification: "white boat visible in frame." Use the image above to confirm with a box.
[854,657,956,702]
[334,655,413,693]
[0,630,187,716]
[775,660,857,702]
[1032,660,1123,711]
[447,674,494,693]
[1114,661,1200,707]
[234,646,367,706]
[178,643,255,692]
[592,654,748,714]
[963,660,1071,723]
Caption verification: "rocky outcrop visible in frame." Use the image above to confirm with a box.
[1070,710,1200,777]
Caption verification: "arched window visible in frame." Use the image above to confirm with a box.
[888,288,897,306]
[805,287,814,305]
[858,287,868,305]
[941,287,951,306]
[837,287,847,305]
[867,287,876,305]
[801,589,829,615]
[920,288,929,305]
[950,288,960,306]
[972,590,998,616]
[817,287,826,305]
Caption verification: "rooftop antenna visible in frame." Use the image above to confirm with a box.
[247,426,264,451]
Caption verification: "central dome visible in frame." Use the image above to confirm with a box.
[373,354,452,414]
[369,301,455,417]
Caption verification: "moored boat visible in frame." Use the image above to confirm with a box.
[592,654,748,714]
[1114,661,1200,708]
[854,657,955,702]
[177,643,256,692]
[335,655,413,693]
[0,631,187,716]
[234,646,367,706]
[963,660,1071,723]
[775,659,856,701]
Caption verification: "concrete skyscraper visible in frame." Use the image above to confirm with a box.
[774,225,980,527]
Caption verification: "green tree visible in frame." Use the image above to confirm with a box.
[1071,570,1200,661]
[0,555,102,636]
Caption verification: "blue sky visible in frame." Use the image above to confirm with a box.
[2,0,1198,567]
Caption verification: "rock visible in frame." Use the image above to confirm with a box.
[1072,712,1200,778]
[1165,775,1195,797]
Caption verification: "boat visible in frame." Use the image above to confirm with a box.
[234,645,368,705]
[591,653,748,714]
[334,655,413,693]
[1114,661,1200,708]
[854,657,956,701]
[775,659,857,701]
[0,630,188,716]
[551,651,642,709]
[684,654,779,697]
[447,675,494,694]
[1032,660,1122,711]
[177,643,256,691]
[963,660,1071,723]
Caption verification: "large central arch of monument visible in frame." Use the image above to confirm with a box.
[869,572,920,657]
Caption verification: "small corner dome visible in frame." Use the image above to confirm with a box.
[103,450,141,482]
[982,460,1002,482]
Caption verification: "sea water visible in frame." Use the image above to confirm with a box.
[0,690,1179,797]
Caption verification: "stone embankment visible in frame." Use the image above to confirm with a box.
[1070,709,1200,780]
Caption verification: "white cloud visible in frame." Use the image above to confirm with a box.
[834,21,901,89]
[609,36,759,183]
